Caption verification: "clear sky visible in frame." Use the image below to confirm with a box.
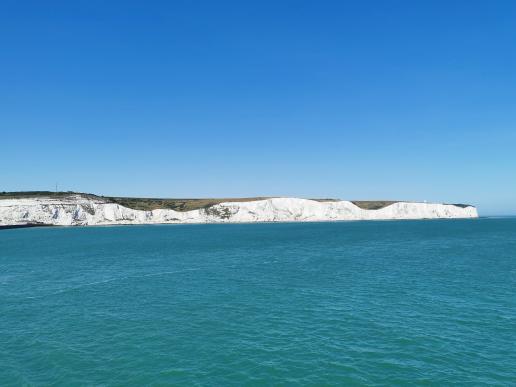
[1,1,515,215]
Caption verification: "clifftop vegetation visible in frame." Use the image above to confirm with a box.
[0,191,471,212]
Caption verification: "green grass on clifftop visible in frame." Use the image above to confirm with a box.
[0,191,472,212]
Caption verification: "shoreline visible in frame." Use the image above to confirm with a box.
[0,216,483,231]
[0,223,55,230]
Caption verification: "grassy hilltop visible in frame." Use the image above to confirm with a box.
[0,191,469,211]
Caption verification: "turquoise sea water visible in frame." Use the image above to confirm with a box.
[1,218,515,385]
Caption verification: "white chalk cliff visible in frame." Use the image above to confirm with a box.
[0,195,478,227]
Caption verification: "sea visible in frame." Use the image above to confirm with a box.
[1,218,515,385]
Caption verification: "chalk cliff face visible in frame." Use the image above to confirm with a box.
[0,195,478,227]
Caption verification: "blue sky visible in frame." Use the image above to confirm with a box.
[1,1,515,215]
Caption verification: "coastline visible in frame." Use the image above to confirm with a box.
[0,195,478,229]
[0,217,483,232]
